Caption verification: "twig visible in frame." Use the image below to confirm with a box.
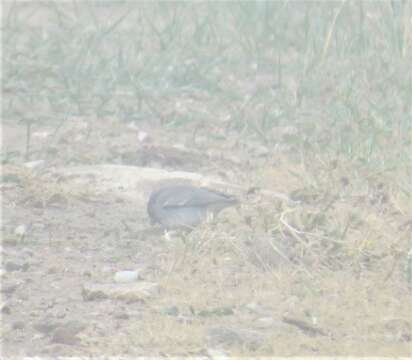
[25,121,32,161]
[322,0,347,62]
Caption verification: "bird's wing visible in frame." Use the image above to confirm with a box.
[162,188,236,208]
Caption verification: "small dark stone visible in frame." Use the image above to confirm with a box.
[1,304,11,314]
[12,321,25,330]
[47,267,59,274]
[5,261,23,272]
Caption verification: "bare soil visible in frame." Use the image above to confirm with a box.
[2,117,411,357]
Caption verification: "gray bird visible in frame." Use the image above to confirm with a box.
[147,185,238,229]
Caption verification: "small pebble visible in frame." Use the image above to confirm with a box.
[137,130,149,142]
[256,317,276,328]
[32,131,50,139]
[12,321,25,330]
[14,225,27,237]
[5,261,23,272]
[127,122,139,130]
[24,160,45,169]
[114,270,139,283]
[207,348,230,358]
[1,303,11,314]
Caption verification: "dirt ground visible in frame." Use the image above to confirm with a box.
[2,116,411,357]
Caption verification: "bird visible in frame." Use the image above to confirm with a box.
[147,184,238,229]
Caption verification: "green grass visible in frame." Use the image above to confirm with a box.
[3,1,411,170]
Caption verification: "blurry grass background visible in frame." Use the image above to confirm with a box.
[3,1,411,166]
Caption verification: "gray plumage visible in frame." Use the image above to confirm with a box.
[147,185,238,229]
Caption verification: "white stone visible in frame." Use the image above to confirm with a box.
[14,224,27,236]
[114,270,139,283]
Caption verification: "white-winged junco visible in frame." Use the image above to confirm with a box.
[147,185,238,229]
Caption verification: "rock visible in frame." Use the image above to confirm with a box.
[1,302,11,314]
[256,317,277,329]
[114,270,140,283]
[207,348,231,358]
[12,321,25,330]
[14,224,27,236]
[48,267,59,274]
[24,160,45,169]
[82,282,159,302]
[44,164,236,206]
[4,261,23,272]
[137,130,149,142]
[32,131,50,139]
[243,302,271,316]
